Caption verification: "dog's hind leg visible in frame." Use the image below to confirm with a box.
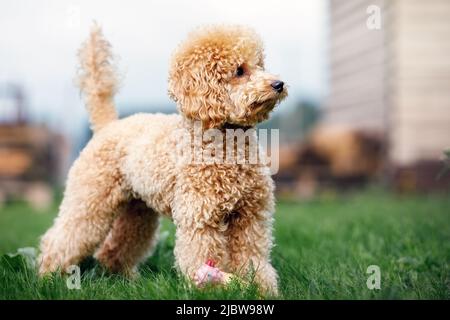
[95,199,160,277]
[38,150,127,275]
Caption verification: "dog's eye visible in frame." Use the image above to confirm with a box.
[235,66,245,77]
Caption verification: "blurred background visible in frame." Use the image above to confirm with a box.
[0,0,449,208]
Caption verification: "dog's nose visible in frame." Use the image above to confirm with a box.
[271,80,284,93]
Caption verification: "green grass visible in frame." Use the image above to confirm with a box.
[0,190,449,299]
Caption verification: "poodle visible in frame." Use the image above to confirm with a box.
[38,24,287,294]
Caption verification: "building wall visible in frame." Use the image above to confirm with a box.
[325,0,387,131]
[389,0,450,165]
[325,0,450,166]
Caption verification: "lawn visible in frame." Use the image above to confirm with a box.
[0,190,449,299]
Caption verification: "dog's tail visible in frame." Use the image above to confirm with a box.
[77,23,118,133]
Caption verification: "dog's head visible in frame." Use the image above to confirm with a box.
[168,25,287,129]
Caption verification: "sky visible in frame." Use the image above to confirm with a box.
[0,0,328,137]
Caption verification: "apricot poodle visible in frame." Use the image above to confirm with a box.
[38,24,287,294]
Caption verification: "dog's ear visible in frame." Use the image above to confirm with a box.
[168,61,228,129]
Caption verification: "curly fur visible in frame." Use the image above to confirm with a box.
[39,24,287,295]
[77,23,118,132]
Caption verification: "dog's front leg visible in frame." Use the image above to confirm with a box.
[172,192,228,282]
[227,189,279,296]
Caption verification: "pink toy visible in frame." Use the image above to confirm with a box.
[194,259,233,287]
